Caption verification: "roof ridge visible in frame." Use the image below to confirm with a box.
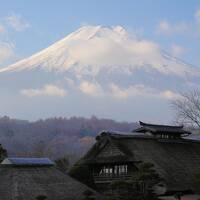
[97,131,154,140]
[139,121,184,128]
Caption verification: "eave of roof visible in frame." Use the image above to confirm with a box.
[1,157,55,167]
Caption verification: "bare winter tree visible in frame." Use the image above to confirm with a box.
[171,89,200,128]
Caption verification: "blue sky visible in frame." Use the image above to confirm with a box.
[0,0,200,67]
[0,1,200,122]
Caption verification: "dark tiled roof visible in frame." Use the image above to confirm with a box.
[134,121,191,135]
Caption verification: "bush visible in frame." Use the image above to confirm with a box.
[69,164,95,189]
[192,172,200,193]
[55,157,69,172]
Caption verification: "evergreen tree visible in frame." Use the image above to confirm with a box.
[107,162,161,200]
[0,144,7,162]
[192,172,200,193]
[82,189,95,200]
[132,162,161,200]
[55,157,69,172]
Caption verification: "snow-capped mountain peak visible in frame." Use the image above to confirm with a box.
[0,25,200,122]
[0,25,199,79]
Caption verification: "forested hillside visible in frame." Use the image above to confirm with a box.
[0,116,137,163]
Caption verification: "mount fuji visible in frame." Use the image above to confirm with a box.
[0,25,199,122]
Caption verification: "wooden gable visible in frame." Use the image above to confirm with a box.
[96,141,125,158]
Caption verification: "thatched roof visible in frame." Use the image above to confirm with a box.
[0,158,103,200]
[79,131,200,193]
[134,121,191,136]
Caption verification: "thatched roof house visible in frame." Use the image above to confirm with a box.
[0,157,103,200]
[70,122,200,196]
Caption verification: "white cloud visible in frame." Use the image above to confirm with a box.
[109,83,180,100]
[109,83,132,99]
[0,24,5,33]
[0,42,14,64]
[109,83,157,99]
[157,20,172,35]
[195,9,200,24]
[156,20,188,36]
[79,81,103,96]
[171,44,188,57]
[65,77,75,87]
[21,84,67,97]
[6,13,30,31]
[0,14,28,65]
[157,9,200,37]
[66,27,162,74]
[60,26,194,77]
[161,90,181,100]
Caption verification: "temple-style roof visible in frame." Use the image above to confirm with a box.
[134,121,191,136]
[76,130,200,193]
[0,158,103,200]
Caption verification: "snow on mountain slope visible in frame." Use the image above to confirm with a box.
[0,25,199,79]
[0,25,200,122]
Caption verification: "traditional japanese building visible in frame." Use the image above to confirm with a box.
[70,121,200,198]
[134,121,191,139]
